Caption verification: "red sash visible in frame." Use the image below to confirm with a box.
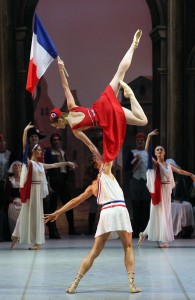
[150,163,162,205]
[20,162,33,203]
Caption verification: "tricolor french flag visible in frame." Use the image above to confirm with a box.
[26,14,58,95]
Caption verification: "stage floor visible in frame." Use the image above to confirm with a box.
[0,237,194,300]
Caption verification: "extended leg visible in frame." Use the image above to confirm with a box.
[120,81,148,126]
[110,29,142,94]
[66,232,110,293]
[118,231,141,293]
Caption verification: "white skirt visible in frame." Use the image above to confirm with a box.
[95,205,132,239]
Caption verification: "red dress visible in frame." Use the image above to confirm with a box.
[70,85,126,162]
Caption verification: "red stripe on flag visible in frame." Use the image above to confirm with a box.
[26,59,39,95]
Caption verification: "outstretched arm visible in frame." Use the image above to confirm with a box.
[57,56,76,110]
[73,130,103,162]
[44,183,96,223]
[43,161,77,170]
[170,164,195,179]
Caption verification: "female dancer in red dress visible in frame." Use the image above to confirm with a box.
[50,30,148,162]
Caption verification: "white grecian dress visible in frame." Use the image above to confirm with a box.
[95,173,132,239]
[13,161,48,245]
[144,162,175,243]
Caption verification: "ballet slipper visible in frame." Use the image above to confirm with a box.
[120,80,134,98]
[29,244,40,250]
[66,273,83,294]
[128,272,141,293]
[133,29,142,48]
[158,242,169,248]
[11,235,19,248]
[137,232,146,246]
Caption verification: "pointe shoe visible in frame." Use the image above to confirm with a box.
[120,80,134,98]
[133,29,142,48]
[11,236,19,248]
[137,232,146,246]
[66,273,83,294]
[158,242,169,248]
[29,244,40,250]
[128,272,141,293]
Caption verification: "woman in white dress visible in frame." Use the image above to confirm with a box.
[137,129,195,247]
[5,161,22,233]
[11,123,77,250]
[44,158,141,294]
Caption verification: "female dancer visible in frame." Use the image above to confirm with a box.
[11,123,77,250]
[5,161,22,233]
[49,29,148,162]
[137,129,195,248]
[44,157,141,294]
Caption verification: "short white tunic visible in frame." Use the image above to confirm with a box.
[95,173,132,239]
[144,163,175,243]
[13,161,48,245]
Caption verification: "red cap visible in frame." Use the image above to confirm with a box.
[0,134,6,141]
[50,108,62,120]
[135,133,145,139]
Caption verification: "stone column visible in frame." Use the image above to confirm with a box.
[15,26,34,152]
[0,0,16,149]
[150,26,167,149]
[167,0,184,163]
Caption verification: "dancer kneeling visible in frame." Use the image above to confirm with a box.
[44,157,141,293]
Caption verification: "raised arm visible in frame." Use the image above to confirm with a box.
[57,56,76,110]
[73,130,103,162]
[145,129,159,153]
[44,182,96,223]
[22,122,34,153]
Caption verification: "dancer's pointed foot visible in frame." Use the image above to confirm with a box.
[133,29,142,48]
[128,272,141,293]
[130,285,142,293]
[120,80,134,98]
[29,244,40,250]
[137,232,146,246]
[158,242,169,248]
[11,236,19,248]
[66,273,83,294]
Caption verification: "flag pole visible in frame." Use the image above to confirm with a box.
[57,55,69,77]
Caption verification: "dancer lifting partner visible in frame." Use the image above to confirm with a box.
[49,29,148,162]
[44,157,141,294]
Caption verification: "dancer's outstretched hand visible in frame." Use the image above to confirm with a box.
[57,56,65,69]
[44,212,59,224]
[148,129,159,137]
[66,162,78,169]
[24,122,34,132]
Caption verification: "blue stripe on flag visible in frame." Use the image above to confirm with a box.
[147,142,153,170]
[22,141,29,165]
[34,14,58,59]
